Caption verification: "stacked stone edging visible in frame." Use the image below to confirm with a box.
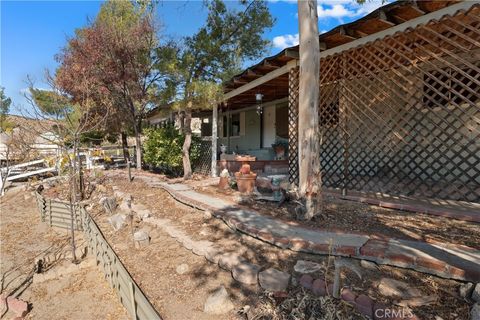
[131,173,480,283]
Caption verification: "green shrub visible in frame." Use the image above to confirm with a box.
[143,125,202,176]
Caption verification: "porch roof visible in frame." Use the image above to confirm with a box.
[223,0,461,110]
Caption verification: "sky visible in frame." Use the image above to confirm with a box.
[1,0,387,115]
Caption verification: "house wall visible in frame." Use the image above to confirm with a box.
[218,98,287,159]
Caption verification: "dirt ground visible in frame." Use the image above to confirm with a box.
[198,185,480,249]
[92,171,471,320]
[0,186,128,320]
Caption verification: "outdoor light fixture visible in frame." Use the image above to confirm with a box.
[256,93,264,115]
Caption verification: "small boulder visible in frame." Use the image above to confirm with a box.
[377,278,421,299]
[299,274,313,290]
[176,263,189,275]
[360,260,379,271]
[459,282,474,299]
[355,294,373,318]
[473,284,480,303]
[99,196,117,214]
[6,296,29,317]
[471,303,480,320]
[204,286,234,315]
[294,260,323,274]
[312,278,327,296]
[218,253,246,271]
[232,262,260,285]
[258,268,290,292]
[203,210,213,220]
[133,230,150,248]
[107,214,126,231]
[205,248,222,264]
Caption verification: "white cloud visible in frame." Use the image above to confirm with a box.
[317,4,355,19]
[272,33,299,49]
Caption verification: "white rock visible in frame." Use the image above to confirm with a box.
[176,263,189,275]
[203,210,213,220]
[134,230,149,242]
[204,286,234,315]
[294,260,323,274]
[107,214,126,231]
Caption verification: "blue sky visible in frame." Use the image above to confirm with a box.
[1,0,387,114]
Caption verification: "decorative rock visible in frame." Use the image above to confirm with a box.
[218,253,246,271]
[204,286,234,315]
[107,214,126,231]
[398,295,437,307]
[133,230,150,248]
[360,260,379,271]
[340,288,356,303]
[473,284,480,303]
[99,196,117,214]
[459,282,474,299]
[312,278,327,296]
[258,268,290,292]
[232,262,260,285]
[294,260,323,274]
[203,210,213,220]
[299,274,313,290]
[471,303,480,320]
[355,294,373,318]
[134,230,149,241]
[176,263,189,275]
[6,296,29,317]
[205,248,222,264]
[192,241,213,256]
[377,278,421,299]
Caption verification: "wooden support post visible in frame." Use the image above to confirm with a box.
[211,104,218,177]
[127,160,132,182]
[298,0,322,220]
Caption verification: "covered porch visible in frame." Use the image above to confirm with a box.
[211,1,480,213]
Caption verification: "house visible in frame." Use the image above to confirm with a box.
[211,1,480,208]
[0,115,60,162]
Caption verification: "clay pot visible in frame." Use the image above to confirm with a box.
[239,163,251,174]
[218,176,229,190]
[235,172,257,194]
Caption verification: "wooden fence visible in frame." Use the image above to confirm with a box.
[34,192,162,320]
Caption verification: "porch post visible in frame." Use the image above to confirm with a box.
[298,0,322,219]
[211,104,218,177]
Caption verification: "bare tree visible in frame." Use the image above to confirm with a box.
[297,0,322,220]
[22,73,109,262]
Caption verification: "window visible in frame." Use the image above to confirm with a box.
[222,113,241,137]
[423,65,480,108]
[201,117,212,136]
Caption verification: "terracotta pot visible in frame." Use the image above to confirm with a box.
[235,172,257,194]
[218,176,230,190]
[239,163,251,174]
[274,145,286,159]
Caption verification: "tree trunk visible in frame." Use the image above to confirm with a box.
[297,0,322,220]
[182,109,193,179]
[133,121,142,170]
[121,132,130,162]
[69,143,78,262]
